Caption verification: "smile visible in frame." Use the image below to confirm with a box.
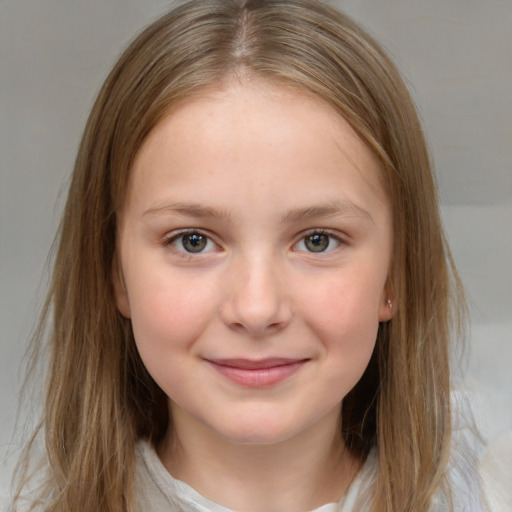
[205,358,309,387]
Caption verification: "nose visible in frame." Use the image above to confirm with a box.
[220,255,292,337]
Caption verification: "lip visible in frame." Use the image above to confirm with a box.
[205,358,309,387]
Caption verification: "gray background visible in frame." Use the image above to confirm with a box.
[1,0,511,504]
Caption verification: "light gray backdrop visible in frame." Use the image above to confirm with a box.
[1,0,511,504]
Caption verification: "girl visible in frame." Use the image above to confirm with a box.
[12,0,485,510]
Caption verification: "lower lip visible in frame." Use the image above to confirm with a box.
[207,361,307,387]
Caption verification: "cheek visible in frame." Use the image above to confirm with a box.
[300,270,383,333]
[127,271,218,358]
[297,270,382,378]
[127,272,220,399]
[315,292,379,399]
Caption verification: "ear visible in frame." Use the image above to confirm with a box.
[378,284,396,323]
[112,255,131,319]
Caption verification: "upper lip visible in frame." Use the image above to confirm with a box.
[205,358,309,370]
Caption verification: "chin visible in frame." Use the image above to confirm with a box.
[213,415,303,446]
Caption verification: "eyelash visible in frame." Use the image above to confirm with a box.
[163,229,345,255]
[293,229,344,254]
[164,230,219,255]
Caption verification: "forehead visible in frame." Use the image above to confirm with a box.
[125,79,389,219]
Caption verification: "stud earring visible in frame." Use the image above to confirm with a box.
[387,299,393,308]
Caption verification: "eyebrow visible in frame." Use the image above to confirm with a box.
[143,201,234,221]
[281,200,373,224]
[143,199,373,223]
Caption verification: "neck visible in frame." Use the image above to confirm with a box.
[157,407,361,512]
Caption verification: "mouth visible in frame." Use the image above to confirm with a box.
[204,358,309,387]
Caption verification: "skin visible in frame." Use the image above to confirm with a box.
[115,79,394,511]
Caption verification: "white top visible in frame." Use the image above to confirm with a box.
[134,438,486,512]
[134,440,376,512]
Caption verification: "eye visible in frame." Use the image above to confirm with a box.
[167,231,218,254]
[294,231,342,253]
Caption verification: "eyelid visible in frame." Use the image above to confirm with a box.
[161,227,347,255]
[163,229,221,254]
[292,229,347,253]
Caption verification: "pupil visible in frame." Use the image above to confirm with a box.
[305,234,329,252]
[183,233,206,252]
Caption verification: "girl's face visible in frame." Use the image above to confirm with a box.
[115,80,394,446]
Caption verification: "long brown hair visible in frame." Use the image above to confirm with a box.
[13,1,466,510]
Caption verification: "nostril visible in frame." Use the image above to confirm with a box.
[266,322,284,333]
[226,320,284,335]
[229,322,246,333]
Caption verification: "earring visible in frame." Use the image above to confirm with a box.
[387,299,393,308]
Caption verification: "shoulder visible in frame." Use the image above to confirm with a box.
[134,439,184,512]
[479,432,512,512]
[434,390,488,512]
[134,440,233,512]
[355,391,488,512]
